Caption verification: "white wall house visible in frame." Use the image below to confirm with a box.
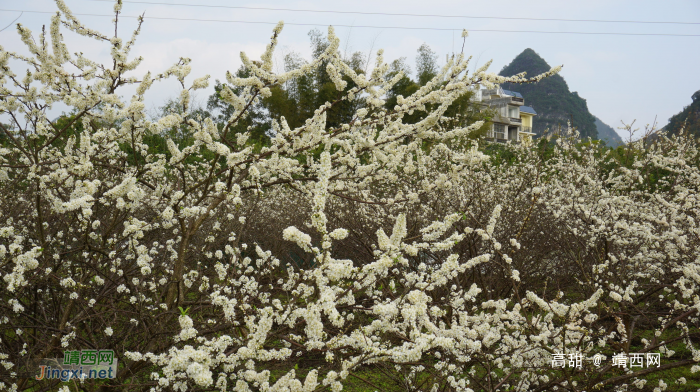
[474,86,537,144]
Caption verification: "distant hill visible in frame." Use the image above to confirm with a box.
[594,117,625,148]
[664,90,700,137]
[498,48,598,140]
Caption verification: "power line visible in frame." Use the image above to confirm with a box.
[88,0,700,26]
[1,9,699,37]
[0,11,22,32]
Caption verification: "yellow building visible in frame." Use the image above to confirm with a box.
[477,87,537,144]
[519,106,537,144]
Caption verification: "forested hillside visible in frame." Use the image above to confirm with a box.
[665,90,700,137]
[499,48,598,140]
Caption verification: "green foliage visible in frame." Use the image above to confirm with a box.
[499,48,599,140]
[384,57,421,122]
[416,43,438,86]
[206,30,367,150]
[48,114,86,149]
[207,66,270,149]
[0,123,8,146]
[482,142,518,166]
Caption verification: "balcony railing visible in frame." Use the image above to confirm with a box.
[520,126,534,134]
[482,88,502,97]
[483,97,511,107]
[481,88,525,104]
[492,115,523,126]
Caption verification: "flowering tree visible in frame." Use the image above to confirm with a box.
[1,1,700,391]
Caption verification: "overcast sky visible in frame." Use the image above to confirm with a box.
[2,0,699,137]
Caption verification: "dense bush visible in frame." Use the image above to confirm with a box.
[1,2,700,391]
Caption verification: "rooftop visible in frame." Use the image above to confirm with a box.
[501,89,523,99]
[520,106,537,115]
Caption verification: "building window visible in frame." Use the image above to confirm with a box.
[494,124,506,139]
[509,106,519,118]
